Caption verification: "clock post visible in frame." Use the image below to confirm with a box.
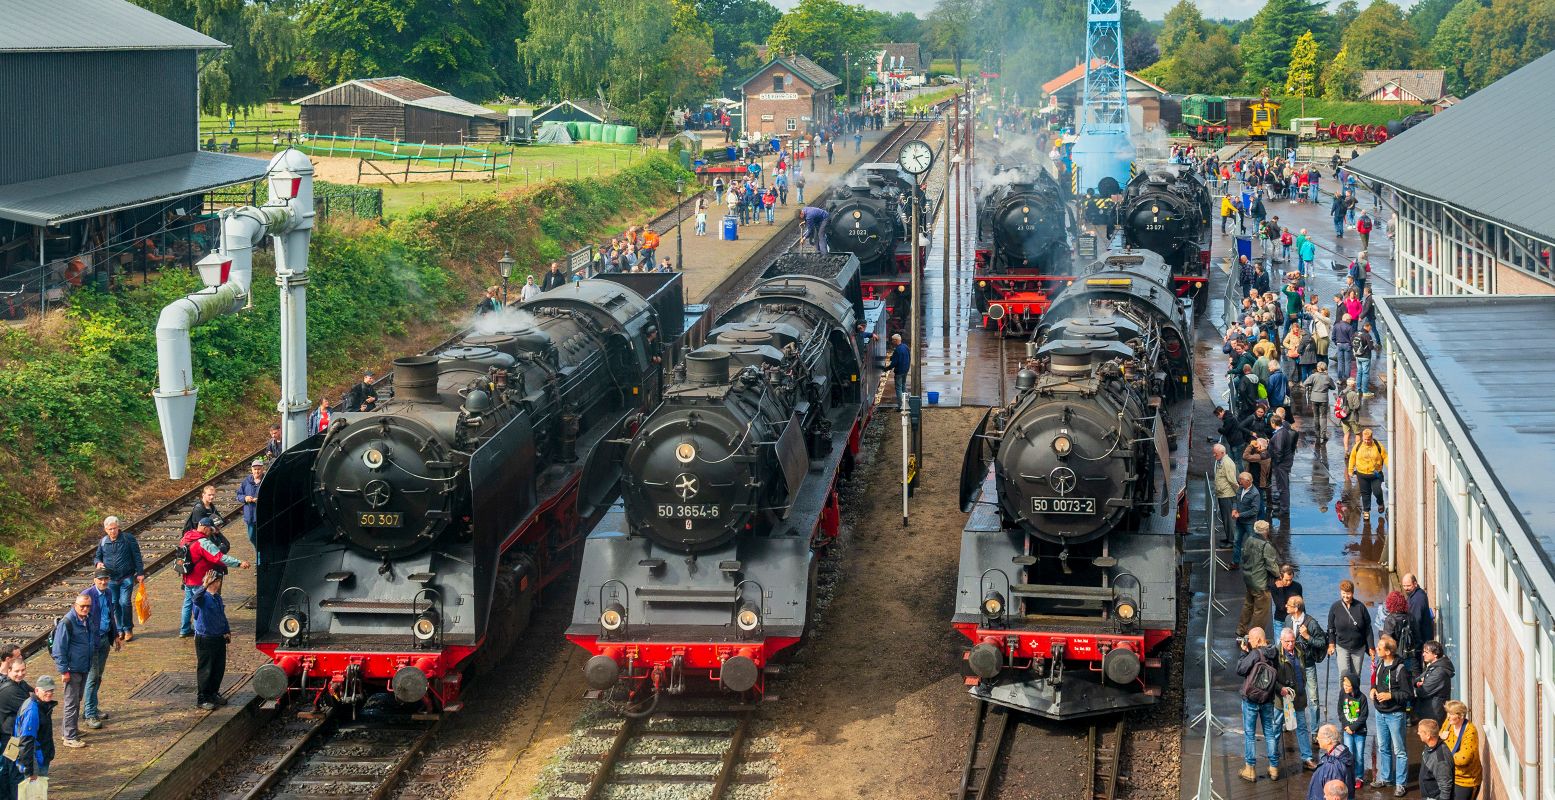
[895,138,934,500]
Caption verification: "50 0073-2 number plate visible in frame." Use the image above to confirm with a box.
[1031,497,1095,515]
[658,504,720,518]
[358,512,403,527]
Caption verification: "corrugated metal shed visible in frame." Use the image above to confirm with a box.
[1379,293,1555,608]
[0,0,225,52]
[294,77,501,119]
[0,151,267,227]
[1346,50,1555,244]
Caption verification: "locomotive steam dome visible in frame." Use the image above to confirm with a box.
[623,408,759,552]
[995,340,1138,544]
[824,197,894,266]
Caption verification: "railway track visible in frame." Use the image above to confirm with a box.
[956,699,1014,800]
[1087,718,1127,800]
[215,710,438,800]
[553,707,766,800]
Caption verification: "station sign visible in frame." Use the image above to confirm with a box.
[757,92,800,101]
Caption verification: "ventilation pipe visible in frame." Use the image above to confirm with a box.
[154,149,315,479]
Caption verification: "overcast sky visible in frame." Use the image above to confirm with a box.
[769,0,1356,22]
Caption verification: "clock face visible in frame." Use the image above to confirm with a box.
[898,139,934,175]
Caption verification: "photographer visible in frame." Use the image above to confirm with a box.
[1236,627,1283,783]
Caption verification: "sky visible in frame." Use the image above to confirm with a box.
[768,0,1382,22]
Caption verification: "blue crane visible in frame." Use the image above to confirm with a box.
[1069,0,1135,197]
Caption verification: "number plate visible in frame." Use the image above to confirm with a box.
[358,512,403,527]
[1030,497,1096,515]
[658,504,720,519]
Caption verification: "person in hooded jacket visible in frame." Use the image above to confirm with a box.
[1370,635,1414,796]
[178,519,248,638]
[1414,641,1455,723]
[1336,671,1368,787]
[1307,724,1356,800]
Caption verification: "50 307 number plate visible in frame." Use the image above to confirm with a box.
[658,504,720,518]
[358,512,403,527]
[1031,497,1095,515]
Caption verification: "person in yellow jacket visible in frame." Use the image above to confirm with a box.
[1221,194,1238,235]
[1441,700,1482,797]
[1347,428,1388,521]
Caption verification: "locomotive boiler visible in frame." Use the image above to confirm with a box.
[1118,164,1213,304]
[249,274,681,712]
[974,163,1074,328]
[954,250,1191,720]
[567,254,878,707]
[822,179,908,279]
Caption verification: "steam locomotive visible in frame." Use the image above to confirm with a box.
[1118,164,1213,305]
[248,274,682,712]
[953,250,1191,720]
[822,165,925,337]
[566,253,878,707]
[973,163,1073,328]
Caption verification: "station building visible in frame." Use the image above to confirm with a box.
[0,0,267,319]
[1349,49,1555,800]
[1040,60,1168,132]
[738,54,840,141]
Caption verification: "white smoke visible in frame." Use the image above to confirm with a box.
[467,306,536,335]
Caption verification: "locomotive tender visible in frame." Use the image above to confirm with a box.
[567,254,879,706]
[954,250,1192,720]
[249,275,681,712]
[1118,164,1213,305]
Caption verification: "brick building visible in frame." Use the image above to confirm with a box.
[1348,50,1555,800]
[737,54,840,142]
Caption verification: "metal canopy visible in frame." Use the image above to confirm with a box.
[0,0,225,52]
[0,151,268,227]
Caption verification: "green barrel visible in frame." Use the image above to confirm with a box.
[568,121,583,139]
[615,125,638,144]
[601,124,618,142]
[588,122,603,141]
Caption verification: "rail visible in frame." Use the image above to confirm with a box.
[955,698,1012,799]
[1188,471,1229,800]
[215,711,438,800]
[1088,718,1128,800]
[556,708,761,800]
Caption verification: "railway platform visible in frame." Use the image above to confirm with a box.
[1180,178,1422,799]
[15,516,269,800]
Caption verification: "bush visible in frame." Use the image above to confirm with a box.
[1274,96,1432,127]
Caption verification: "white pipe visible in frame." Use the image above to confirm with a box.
[1522,597,1538,798]
[154,148,315,479]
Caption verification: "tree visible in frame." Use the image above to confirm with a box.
[696,0,781,86]
[767,0,876,79]
[1158,0,1210,58]
[1161,29,1243,94]
[1462,0,1555,91]
[519,0,615,101]
[1124,31,1160,70]
[1429,0,1482,94]
[1407,0,1457,42]
[1322,44,1361,98]
[130,0,300,114]
[1284,30,1319,96]
[1341,0,1418,70]
[1239,0,1327,91]
[1330,0,1361,36]
[929,0,975,76]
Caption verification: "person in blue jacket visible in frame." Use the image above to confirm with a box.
[50,594,96,748]
[191,572,232,711]
[10,676,56,796]
[237,460,265,563]
[80,569,119,730]
[91,516,142,641]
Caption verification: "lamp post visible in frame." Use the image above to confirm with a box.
[497,250,514,305]
[674,177,685,270]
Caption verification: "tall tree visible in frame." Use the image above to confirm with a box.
[767,0,876,79]
[1160,29,1242,93]
[1330,0,1361,33]
[1124,32,1160,70]
[1341,0,1418,70]
[696,0,781,87]
[1322,44,1361,98]
[518,0,613,101]
[1407,0,1457,42]
[1157,0,1210,58]
[131,0,300,113]
[1239,0,1327,91]
[1462,0,1555,91]
[1429,0,1482,94]
[929,0,975,76]
[1284,30,1319,96]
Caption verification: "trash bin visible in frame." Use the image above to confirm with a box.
[722,215,739,241]
[1235,235,1253,264]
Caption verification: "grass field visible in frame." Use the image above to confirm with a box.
[200,101,299,133]
[1274,96,1432,126]
[370,143,654,215]
[929,58,979,77]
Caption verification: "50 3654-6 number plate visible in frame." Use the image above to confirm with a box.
[358,512,403,527]
[658,504,720,518]
[1031,497,1095,515]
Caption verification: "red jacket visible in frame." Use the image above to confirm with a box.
[180,529,228,587]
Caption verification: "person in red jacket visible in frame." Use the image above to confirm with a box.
[178,519,248,638]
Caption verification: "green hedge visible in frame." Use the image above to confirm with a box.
[1274,96,1432,127]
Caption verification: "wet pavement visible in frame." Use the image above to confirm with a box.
[1179,164,1421,799]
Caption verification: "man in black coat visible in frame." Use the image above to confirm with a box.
[541,261,568,291]
[345,372,378,413]
[1240,403,1273,443]
[1416,719,1454,800]
[1413,641,1455,723]
[1267,415,1299,515]
[1216,406,1250,461]
[1326,579,1375,678]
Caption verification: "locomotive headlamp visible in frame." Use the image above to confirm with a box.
[1022,206,1030,213]
[362,448,385,469]
[278,611,308,640]
[600,603,626,632]
[1114,598,1138,622]
[1052,434,1073,457]
[412,609,440,642]
[736,605,761,632]
[675,442,697,464]
[853,210,862,219]
[981,590,1005,618]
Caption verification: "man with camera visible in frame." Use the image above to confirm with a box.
[1236,626,1284,783]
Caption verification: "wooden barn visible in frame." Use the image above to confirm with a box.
[533,99,616,126]
[294,77,504,144]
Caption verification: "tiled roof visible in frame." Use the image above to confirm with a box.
[293,78,501,119]
[1358,70,1447,102]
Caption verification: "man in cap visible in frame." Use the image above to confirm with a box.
[179,518,248,638]
[346,372,378,413]
[192,572,232,711]
[80,569,120,729]
[10,675,56,798]
[238,460,265,562]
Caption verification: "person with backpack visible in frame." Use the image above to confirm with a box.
[10,676,55,800]
[1371,634,1413,797]
[183,485,229,552]
[1338,379,1364,453]
[1348,428,1387,522]
[50,595,95,749]
[178,519,248,639]
[79,570,119,731]
[1336,673,1368,790]
[1239,521,1280,637]
[1356,212,1374,251]
[91,517,142,643]
[1380,591,1416,666]
[1353,323,1377,397]
[1237,626,1283,783]
[1285,595,1329,731]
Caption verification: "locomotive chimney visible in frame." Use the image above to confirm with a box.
[1047,344,1095,377]
[394,356,440,402]
[686,351,731,384]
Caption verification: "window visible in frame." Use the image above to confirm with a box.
[772,74,785,93]
[786,118,797,131]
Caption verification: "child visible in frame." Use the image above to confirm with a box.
[1338,672,1368,789]
[694,199,707,237]
[1280,228,1294,263]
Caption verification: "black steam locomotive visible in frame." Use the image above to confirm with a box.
[954,250,1192,720]
[1118,164,1213,305]
[973,164,1074,327]
[250,274,681,712]
[567,254,878,707]
[821,165,924,338]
